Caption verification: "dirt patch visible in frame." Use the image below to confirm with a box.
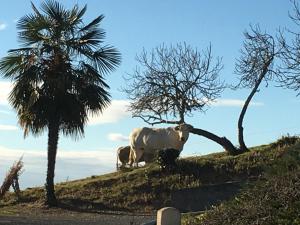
[0,214,155,225]
[0,205,155,225]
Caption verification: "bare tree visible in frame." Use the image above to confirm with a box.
[235,26,279,152]
[123,43,238,154]
[278,0,300,95]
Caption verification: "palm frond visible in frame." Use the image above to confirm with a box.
[93,45,121,75]
[15,66,41,85]
[0,54,24,77]
[78,29,104,47]
[66,38,94,58]
[80,84,111,112]
[66,28,105,57]
[40,0,67,24]
[7,48,34,53]
[17,13,50,46]
[69,4,86,26]
[80,63,109,88]
[0,48,40,78]
[80,15,104,33]
[31,1,43,18]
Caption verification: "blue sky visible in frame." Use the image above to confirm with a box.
[0,0,299,189]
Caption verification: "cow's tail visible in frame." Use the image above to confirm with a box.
[116,148,119,171]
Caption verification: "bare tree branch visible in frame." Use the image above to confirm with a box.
[123,43,225,125]
[277,1,300,96]
[235,25,279,152]
[133,115,180,126]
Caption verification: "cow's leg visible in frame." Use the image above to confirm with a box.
[134,148,144,167]
[128,148,135,167]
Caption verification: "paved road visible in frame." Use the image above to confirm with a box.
[0,214,155,225]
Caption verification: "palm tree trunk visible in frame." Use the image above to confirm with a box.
[45,119,59,206]
[238,62,271,152]
[190,127,238,155]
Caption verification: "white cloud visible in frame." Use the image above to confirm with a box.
[0,22,7,31]
[0,124,18,131]
[0,81,12,105]
[0,146,44,161]
[107,133,129,142]
[88,100,131,125]
[211,98,264,107]
[0,145,116,166]
[0,110,11,114]
[0,145,116,189]
[57,149,116,163]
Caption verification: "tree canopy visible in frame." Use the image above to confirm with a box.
[123,43,224,125]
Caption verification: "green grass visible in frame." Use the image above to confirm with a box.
[1,135,300,221]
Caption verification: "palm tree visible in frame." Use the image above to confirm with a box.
[0,0,121,206]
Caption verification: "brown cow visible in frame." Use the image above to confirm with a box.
[116,146,145,169]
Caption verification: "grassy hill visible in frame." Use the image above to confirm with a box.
[1,136,300,224]
[182,136,300,225]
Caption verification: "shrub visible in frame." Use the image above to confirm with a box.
[0,157,24,200]
[156,148,180,171]
[270,134,299,149]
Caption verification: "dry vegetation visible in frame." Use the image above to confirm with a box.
[0,158,23,200]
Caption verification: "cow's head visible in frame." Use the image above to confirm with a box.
[174,123,193,142]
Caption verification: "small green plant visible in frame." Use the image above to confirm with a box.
[156,148,180,171]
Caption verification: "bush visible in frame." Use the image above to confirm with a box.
[270,134,299,149]
[156,148,180,171]
[0,157,24,200]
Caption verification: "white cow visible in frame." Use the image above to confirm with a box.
[128,123,193,166]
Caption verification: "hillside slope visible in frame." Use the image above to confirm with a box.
[1,136,299,220]
[183,138,300,225]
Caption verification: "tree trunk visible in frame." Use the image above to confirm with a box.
[45,119,60,206]
[190,127,239,155]
[238,62,271,152]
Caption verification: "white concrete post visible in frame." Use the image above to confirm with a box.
[157,207,181,225]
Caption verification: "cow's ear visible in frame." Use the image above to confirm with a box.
[188,124,194,130]
[174,126,180,131]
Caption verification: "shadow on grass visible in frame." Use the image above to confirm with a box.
[56,198,127,214]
